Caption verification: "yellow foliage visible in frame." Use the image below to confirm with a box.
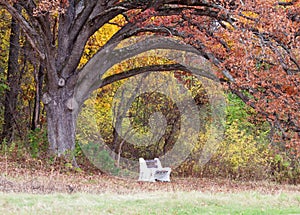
[241,11,259,19]
[220,21,234,31]
[103,49,173,79]
[78,14,126,69]
[219,121,270,172]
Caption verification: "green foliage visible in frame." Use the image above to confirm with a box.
[27,128,48,158]
[269,150,300,184]
[217,93,270,177]
[226,93,249,125]
[97,150,120,175]
[78,141,120,175]
[179,93,300,183]
[176,92,273,179]
[0,139,30,161]
[0,139,14,154]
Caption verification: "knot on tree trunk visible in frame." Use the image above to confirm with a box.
[66,98,78,111]
[58,78,66,87]
[42,92,52,105]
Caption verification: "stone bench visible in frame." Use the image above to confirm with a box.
[138,158,171,182]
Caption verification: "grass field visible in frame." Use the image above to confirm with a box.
[1,191,300,215]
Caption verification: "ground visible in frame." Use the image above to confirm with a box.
[1,156,300,214]
[1,155,300,194]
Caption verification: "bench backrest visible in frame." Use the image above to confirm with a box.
[145,160,158,168]
[139,158,164,169]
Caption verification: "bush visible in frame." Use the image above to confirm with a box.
[27,128,48,158]
[210,121,271,180]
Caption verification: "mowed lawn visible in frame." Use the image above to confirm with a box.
[0,191,300,215]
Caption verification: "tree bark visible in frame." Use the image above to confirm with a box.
[44,88,77,156]
[1,4,21,144]
[31,64,44,130]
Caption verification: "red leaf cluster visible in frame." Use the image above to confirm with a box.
[33,0,69,16]
[128,1,300,154]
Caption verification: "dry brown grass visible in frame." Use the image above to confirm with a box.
[1,155,300,195]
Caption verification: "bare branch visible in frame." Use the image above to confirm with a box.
[277,0,298,6]
[74,36,221,104]
[100,64,188,88]
[89,6,128,23]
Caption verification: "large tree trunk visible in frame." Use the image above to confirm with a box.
[44,88,77,157]
[1,4,21,144]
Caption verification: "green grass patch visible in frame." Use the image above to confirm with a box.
[0,191,300,215]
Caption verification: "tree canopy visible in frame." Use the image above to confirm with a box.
[0,0,299,158]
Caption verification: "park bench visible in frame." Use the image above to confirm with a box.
[138,158,171,182]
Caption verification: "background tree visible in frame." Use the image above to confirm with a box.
[0,9,11,134]
[1,3,21,144]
